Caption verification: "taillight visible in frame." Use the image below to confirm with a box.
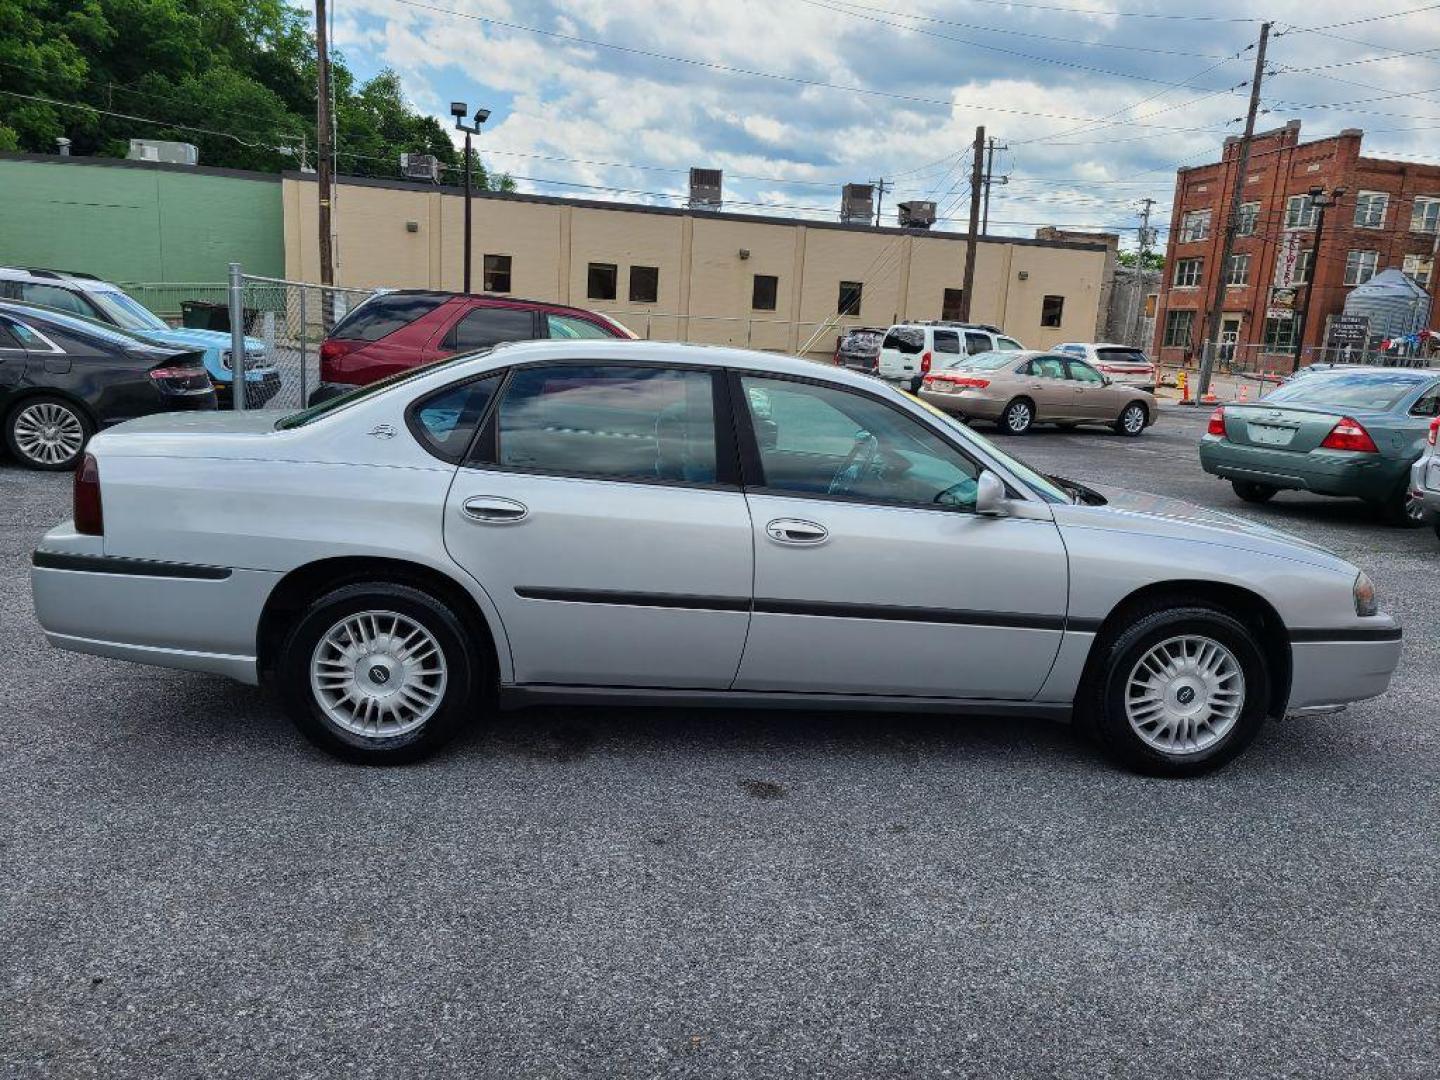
[1320,417,1379,453]
[1429,417,1439,446]
[949,376,990,389]
[1207,407,1226,436]
[920,350,932,374]
[148,366,204,382]
[74,453,103,536]
[319,337,363,378]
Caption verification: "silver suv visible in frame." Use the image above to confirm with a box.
[876,321,1025,392]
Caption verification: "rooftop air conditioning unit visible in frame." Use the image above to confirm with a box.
[689,168,723,210]
[400,153,441,183]
[841,183,875,225]
[126,139,198,166]
[898,200,937,229]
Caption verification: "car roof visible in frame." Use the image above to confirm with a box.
[0,298,156,343]
[0,266,123,292]
[1298,366,1434,381]
[378,288,617,319]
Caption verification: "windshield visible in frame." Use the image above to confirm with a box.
[1265,372,1430,412]
[909,393,1071,503]
[89,290,169,332]
[276,352,489,429]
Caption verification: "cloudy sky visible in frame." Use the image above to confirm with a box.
[331,0,1440,249]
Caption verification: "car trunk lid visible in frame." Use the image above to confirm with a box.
[1219,403,1351,453]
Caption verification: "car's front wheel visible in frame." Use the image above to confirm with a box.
[1080,603,1270,776]
[277,582,482,763]
[4,396,92,470]
[1114,401,1148,437]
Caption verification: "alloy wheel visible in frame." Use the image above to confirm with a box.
[12,402,85,466]
[1006,402,1033,433]
[1124,634,1245,755]
[1122,405,1146,434]
[309,610,448,738]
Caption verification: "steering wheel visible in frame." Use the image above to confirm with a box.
[828,431,880,496]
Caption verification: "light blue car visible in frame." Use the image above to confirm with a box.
[0,267,280,406]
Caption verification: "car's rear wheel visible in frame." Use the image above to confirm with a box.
[277,582,482,764]
[1114,401,1148,437]
[4,396,92,470]
[998,398,1034,436]
[1079,603,1270,777]
[1231,480,1277,504]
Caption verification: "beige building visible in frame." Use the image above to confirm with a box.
[282,173,1110,357]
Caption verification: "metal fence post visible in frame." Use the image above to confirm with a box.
[228,262,246,412]
[298,287,309,407]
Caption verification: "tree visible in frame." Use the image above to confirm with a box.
[1118,250,1165,271]
[0,0,509,188]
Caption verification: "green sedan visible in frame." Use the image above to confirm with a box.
[1199,368,1440,526]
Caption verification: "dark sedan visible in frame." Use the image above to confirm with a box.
[0,301,216,470]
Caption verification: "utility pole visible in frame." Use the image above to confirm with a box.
[315,0,334,291]
[871,177,890,228]
[1197,21,1270,400]
[981,137,1008,235]
[1131,197,1157,346]
[959,126,985,322]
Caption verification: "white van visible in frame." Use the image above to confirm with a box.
[876,321,1026,392]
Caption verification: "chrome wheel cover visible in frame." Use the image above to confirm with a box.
[1122,405,1145,433]
[1006,402,1032,432]
[1404,489,1425,523]
[12,402,84,465]
[1124,634,1245,756]
[309,610,447,738]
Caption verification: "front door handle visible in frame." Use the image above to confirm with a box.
[765,518,828,546]
[462,496,529,523]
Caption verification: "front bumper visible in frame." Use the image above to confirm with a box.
[1411,454,1440,523]
[31,526,277,685]
[215,370,283,408]
[1287,619,1404,712]
[1199,436,1405,498]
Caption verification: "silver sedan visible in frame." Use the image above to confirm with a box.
[31,340,1401,776]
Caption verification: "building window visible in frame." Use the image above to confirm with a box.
[1040,295,1064,328]
[1236,202,1260,237]
[752,274,778,311]
[1180,210,1211,242]
[1411,195,1440,234]
[1224,253,1250,287]
[1262,316,1296,351]
[1144,293,1158,318]
[837,280,863,317]
[1353,191,1389,229]
[1403,253,1434,288]
[587,262,617,301]
[941,288,964,321]
[1173,258,1202,288]
[1343,250,1380,286]
[482,254,512,293]
[1163,309,1194,348]
[629,265,659,304]
[1292,249,1314,285]
[1285,194,1317,229]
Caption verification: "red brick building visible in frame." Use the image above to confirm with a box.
[1153,120,1440,368]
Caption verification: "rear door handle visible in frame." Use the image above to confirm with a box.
[765,518,829,546]
[462,496,529,523]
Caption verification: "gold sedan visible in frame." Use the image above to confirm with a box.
[919,350,1158,436]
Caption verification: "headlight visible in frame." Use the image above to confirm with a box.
[1354,571,1378,617]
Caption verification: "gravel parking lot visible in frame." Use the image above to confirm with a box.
[2,405,1436,1079]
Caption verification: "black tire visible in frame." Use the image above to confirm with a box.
[1231,480,1277,504]
[4,395,93,471]
[1114,401,1148,437]
[1077,602,1271,777]
[1377,479,1426,528]
[276,582,483,764]
[306,383,350,407]
[997,397,1034,436]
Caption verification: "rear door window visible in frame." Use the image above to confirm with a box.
[331,293,447,342]
[933,330,961,354]
[444,306,537,351]
[1029,356,1066,379]
[882,328,924,354]
[964,331,992,355]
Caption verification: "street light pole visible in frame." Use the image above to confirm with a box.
[451,102,491,294]
[1292,186,1345,372]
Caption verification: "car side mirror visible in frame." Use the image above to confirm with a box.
[975,470,1009,517]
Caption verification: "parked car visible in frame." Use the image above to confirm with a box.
[0,300,216,469]
[312,290,635,402]
[1199,368,1440,525]
[877,321,1026,392]
[1054,343,1157,391]
[0,266,277,407]
[31,340,1400,776]
[1408,415,1440,539]
[920,349,1157,436]
[833,326,887,372]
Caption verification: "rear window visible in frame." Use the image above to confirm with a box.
[331,293,447,342]
[1096,348,1151,365]
[958,350,1023,371]
[841,330,883,351]
[1266,372,1431,412]
[883,328,924,354]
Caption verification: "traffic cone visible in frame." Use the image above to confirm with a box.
[1238,383,1250,403]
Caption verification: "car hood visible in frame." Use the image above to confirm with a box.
[132,328,266,353]
[1051,483,1353,571]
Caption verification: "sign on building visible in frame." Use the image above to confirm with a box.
[1328,314,1370,344]
[1274,231,1302,289]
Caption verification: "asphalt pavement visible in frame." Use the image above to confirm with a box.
[2,406,1436,1079]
